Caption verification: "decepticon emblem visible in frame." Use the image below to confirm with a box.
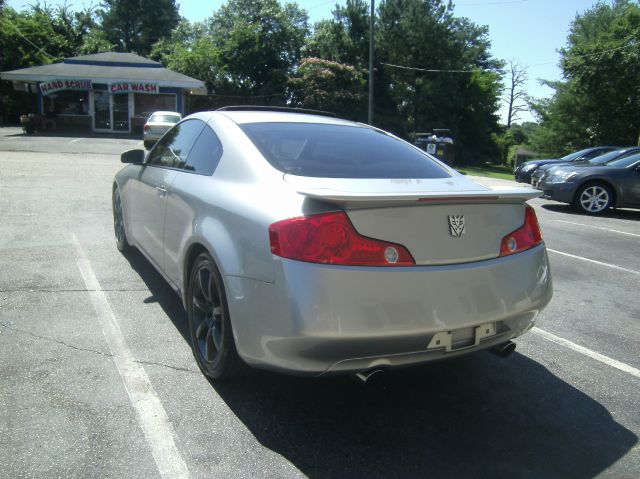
[448,215,465,237]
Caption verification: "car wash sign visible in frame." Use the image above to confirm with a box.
[109,81,159,95]
[39,79,92,96]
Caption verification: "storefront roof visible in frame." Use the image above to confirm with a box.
[1,52,205,90]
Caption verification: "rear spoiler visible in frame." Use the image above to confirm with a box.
[297,185,541,207]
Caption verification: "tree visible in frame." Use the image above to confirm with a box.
[531,0,640,153]
[150,20,221,93]
[304,0,371,68]
[375,0,503,163]
[305,0,504,163]
[503,60,528,128]
[99,0,179,55]
[288,57,366,118]
[206,0,309,98]
[0,4,99,120]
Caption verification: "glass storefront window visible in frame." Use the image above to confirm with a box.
[134,93,177,121]
[44,90,89,115]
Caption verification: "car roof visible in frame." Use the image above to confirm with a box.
[187,110,365,128]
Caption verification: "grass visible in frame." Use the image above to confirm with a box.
[455,164,514,181]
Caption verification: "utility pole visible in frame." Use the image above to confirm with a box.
[368,0,375,125]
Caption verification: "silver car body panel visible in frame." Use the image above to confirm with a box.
[115,110,552,375]
[226,245,551,375]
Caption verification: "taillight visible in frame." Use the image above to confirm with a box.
[499,205,543,256]
[269,211,415,266]
[143,125,150,132]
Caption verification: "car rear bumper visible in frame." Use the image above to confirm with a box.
[143,130,168,142]
[225,245,552,376]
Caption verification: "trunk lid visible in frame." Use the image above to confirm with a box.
[285,175,540,265]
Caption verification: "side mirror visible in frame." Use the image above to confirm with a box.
[121,149,145,164]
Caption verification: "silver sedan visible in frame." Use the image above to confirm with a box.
[113,107,552,379]
[142,111,182,149]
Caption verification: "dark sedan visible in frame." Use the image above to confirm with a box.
[514,147,617,184]
[537,152,640,214]
[531,147,640,188]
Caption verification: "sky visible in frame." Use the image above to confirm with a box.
[7,0,598,123]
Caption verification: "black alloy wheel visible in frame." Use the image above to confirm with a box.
[112,188,130,252]
[187,253,243,379]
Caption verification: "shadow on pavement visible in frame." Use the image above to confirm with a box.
[541,202,640,221]
[124,248,638,478]
[122,248,191,344]
[212,357,637,478]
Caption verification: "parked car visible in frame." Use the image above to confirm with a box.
[537,151,640,214]
[113,107,552,380]
[142,111,182,149]
[514,147,617,184]
[531,147,640,188]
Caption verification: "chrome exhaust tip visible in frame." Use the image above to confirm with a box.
[490,341,516,358]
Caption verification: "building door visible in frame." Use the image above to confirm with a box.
[112,94,129,131]
[92,91,130,132]
[93,91,111,130]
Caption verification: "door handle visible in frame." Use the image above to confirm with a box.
[156,185,167,196]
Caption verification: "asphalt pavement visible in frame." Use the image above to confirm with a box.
[0,129,638,479]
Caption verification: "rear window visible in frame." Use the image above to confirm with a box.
[149,114,181,123]
[239,122,451,179]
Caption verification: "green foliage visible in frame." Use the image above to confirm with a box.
[365,0,505,163]
[207,0,308,98]
[531,0,640,153]
[99,0,180,55]
[304,0,371,68]
[306,0,504,163]
[288,57,366,119]
[150,20,220,94]
[0,4,100,120]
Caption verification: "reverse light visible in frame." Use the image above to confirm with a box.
[499,205,543,256]
[269,212,415,266]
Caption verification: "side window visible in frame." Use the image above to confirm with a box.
[146,119,205,169]
[184,126,224,175]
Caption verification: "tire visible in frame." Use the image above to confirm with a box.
[574,183,613,215]
[187,253,244,379]
[112,187,131,252]
[143,140,153,150]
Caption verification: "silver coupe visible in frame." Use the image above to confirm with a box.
[113,107,552,380]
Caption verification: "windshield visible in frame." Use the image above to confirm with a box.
[560,148,594,162]
[605,152,640,168]
[589,149,637,165]
[240,122,452,179]
[149,114,181,124]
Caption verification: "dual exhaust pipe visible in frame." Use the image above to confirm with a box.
[351,341,517,385]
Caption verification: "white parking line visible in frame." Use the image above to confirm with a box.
[552,219,640,238]
[68,138,85,144]
[71,234,190,479]
[546,248,640,275]
[531,327,640,379]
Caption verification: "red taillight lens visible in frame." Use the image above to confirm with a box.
[269,212,415,266]
[499,205,543,256]
[143,125,150,132]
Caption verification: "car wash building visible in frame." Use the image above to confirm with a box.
[0,52,205,133]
